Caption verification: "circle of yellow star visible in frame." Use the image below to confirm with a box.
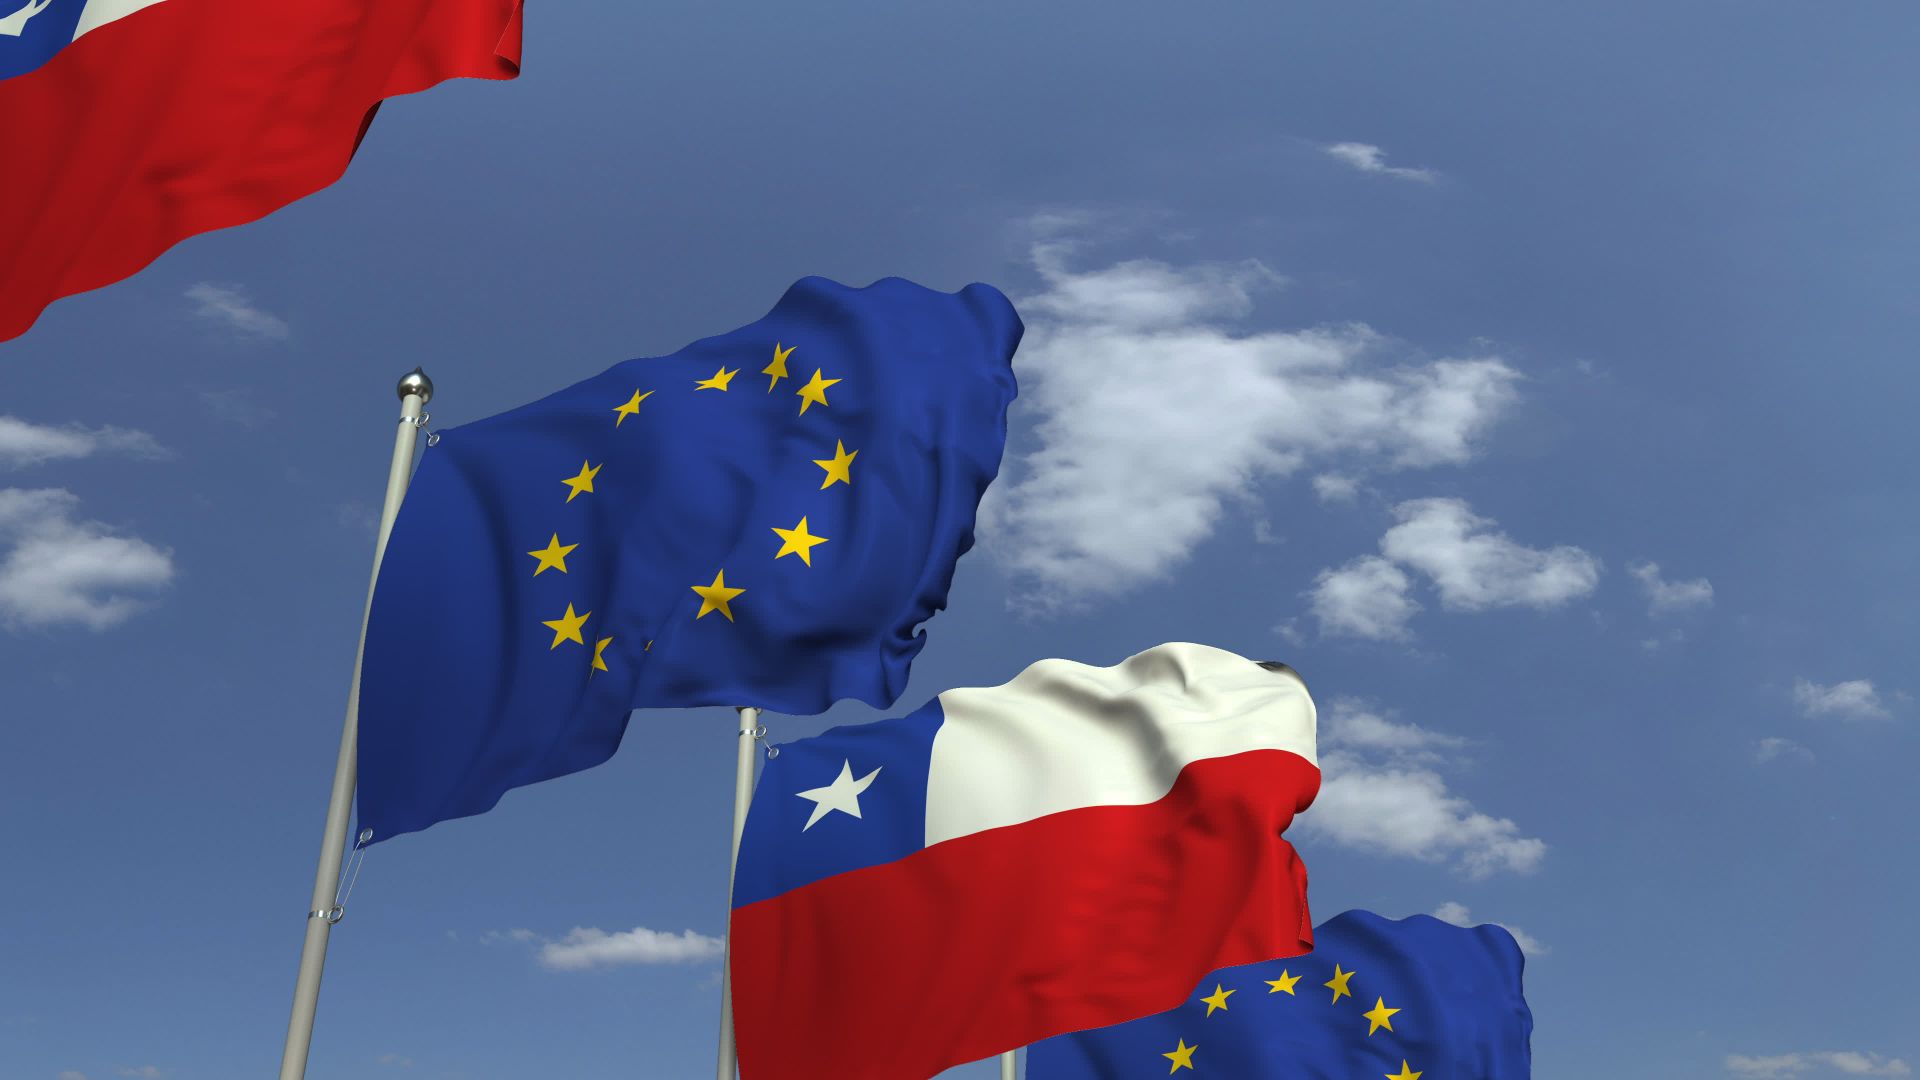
[527,534,578,576]
[562,461,601,502]
[1162,1038,1197,1073]
[691,569,745,621]
[772,516,829,566]
[764,343,794,391]
[1325,964,1355,1003]
[613,389,654,426]
[591,636,613,673]
[696,366,738,391]
[1266,969,1300,995]
[1200,984,1235,1016]
[813,440,858,489]
[1364,997,1400,1036]
[541,603,591,649]
[1386,1062,1422,1080]
[795,368,841,414]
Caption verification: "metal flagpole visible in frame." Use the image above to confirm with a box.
[278,369,434,1080]
[1001,1051,1018,1079]
[715,706,761,1079]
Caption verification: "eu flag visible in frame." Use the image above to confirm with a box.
[354,277,1022,844]
[1027,910,1532,1079]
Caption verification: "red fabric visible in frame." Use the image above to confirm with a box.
[729,748,1320,1080]
[0,0,522,342]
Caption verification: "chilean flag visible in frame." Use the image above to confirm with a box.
[729,642,1321,1080]
[0,0,521,342]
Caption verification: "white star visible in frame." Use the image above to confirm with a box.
[795,759,882,831]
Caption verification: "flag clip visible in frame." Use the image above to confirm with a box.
[405,410,440,446]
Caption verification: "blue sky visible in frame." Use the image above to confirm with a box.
[2,2,1916,1077]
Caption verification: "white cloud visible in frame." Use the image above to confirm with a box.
[1299,701,1543,878]
[540,926,723,971]
[0,416,166,469]
[1430,901,1548,956]
[529,926,724,971]
[979,234,1519,612]
[1380,498,1601,611]
[376,1053,414,1068]
[116,1069,167,1080]
[1324,142,1438,183]
[1726,1051,1912,1078]
[479,928,539,945]
[1305,756,1546,877]
[1793,678,1890,720]
[1308,556,1420,641]
[197,388,276,428]
[186,282,290,341]
[1755,737,1814,764]
[1322,699,1466,761]
[0,489,173,631]
[1629,560,1713,616]
[1312,473,1360,503]
[1308,498,1598,639]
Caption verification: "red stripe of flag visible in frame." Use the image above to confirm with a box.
[729,748,1320,1080]
[0,0,522,342]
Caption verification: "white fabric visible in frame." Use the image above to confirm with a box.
[924,642,1317,846]
[73,0,168,39]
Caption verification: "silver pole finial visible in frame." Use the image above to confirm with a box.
[396,367,434,404]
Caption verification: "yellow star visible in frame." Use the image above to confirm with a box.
[691,569,745,621]
[1385,1062,1422,1080]
[1364,997,1400,1036]
[795,368,840,415]
[613,389,654,426]
[541,603,590,649]
[764,342,794,392]
[1199,984,1235,1016]
[1161,1038,1197,1073]
[1325,964,1355,1003]
[562,461,601,502]
[1266,969,1301,995]
[591,636,613,673]
[813,440,858,489]
[696,366,738,391]
[526,534,578,576]
[771,517,829,566]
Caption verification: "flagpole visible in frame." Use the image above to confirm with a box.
[1001,1051,1018,1079]
[278,369,433,1080]
[715,705,760,1079]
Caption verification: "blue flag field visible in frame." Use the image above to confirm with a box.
[1028,910,1532,1079]
[353,276,1022,844]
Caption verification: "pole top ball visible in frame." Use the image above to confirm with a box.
[397,367,434,404]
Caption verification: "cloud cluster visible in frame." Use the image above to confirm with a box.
[185,282,290,341]
[981,239,1518,611]
[1726,1051,1912,1078]
[1323,142,1438,183]
[1754,737,1814,764]
[0,489,173,631]
[1298,700,1545,877]
[483,924,724,971]
[0,416,166,469]
[1430,901,1548,956]
[1309,498,1600,640]
[1629,561,1713,616]
[1793,678,1890,720]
